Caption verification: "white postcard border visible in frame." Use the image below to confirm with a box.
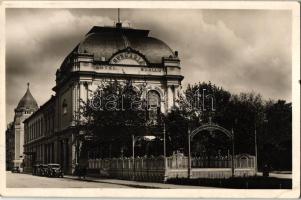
[0,1,299,198]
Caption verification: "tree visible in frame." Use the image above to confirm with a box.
[166,82,233,157]
[225,92,265,155]
[76,79,292,171]
[166,82,292,171]
[260,100,292,170]
[77,79,148,159]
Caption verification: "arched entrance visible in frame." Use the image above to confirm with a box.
[188,119,235,177]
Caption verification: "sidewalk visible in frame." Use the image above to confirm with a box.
[64,175,212,189]
[64,172,292,189]
[256,172,292,179]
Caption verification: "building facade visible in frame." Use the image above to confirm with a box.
[6,122,14,170]
[23,23,183,174]
[23,96,55,171]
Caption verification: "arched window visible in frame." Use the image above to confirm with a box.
[147,90,161,124]
[62,99,67,114]
[148,90,160,108]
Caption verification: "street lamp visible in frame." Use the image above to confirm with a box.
[163,122,166,158]
[185,115,192,179]
[186,112,201,179]
[254,114,268,175]
[162,122,168,182]
[188,126,192,179]
[249,103,266,175]
[132,134,137,159]
[231,128,235,177]
[254,123,258,175]
[131,134,137,180]
[248,103,259,175]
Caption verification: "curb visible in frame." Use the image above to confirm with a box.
[64,176,162,189]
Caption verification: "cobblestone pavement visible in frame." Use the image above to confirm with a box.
[6,171,131,188]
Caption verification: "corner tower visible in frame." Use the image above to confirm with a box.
[13,83,38,168]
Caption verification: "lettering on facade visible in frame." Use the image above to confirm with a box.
[94,65,162,74]
[141,67,162,72]
[95,65,117,70]
[109,52,147,66]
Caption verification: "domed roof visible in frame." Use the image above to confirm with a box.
[16,83,38,111]
[74,26,175,64]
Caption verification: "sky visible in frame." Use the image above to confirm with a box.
[5,8,292,123]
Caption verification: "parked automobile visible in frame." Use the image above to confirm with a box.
[11,166,20,173]
[47,163,63,178]
[36,164,42,176]
[39,164,49,176]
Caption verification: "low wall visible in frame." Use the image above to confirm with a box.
[167,168,256,179]
[88,157,166,182]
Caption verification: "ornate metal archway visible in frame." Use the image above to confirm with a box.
[187,119,235,178]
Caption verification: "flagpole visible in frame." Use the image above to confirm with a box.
[163,122,166,157]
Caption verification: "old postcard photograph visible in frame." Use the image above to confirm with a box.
[0,1,300,198]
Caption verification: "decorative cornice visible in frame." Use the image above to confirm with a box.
[53,71,184,92]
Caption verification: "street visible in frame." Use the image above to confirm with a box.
[6,171,211,189]
[6,171,291,189]
[6,171,131,188]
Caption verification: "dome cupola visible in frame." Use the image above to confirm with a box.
[76,26,175,64]
[59,25,178,72]
[55,24,182,88]
[16,83,38,112]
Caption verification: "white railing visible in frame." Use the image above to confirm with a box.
[87,154,255,181]
[89,156,166,170]
[89,154,255,170]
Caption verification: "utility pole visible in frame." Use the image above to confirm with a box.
[254,125,258,175]
[132,134,135,159]
[163,122,168,182]
[231,128,235,177]
[132,134,135,180]
[251,104,260,176]
[188,127,192,179]
[163,122,166,157]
